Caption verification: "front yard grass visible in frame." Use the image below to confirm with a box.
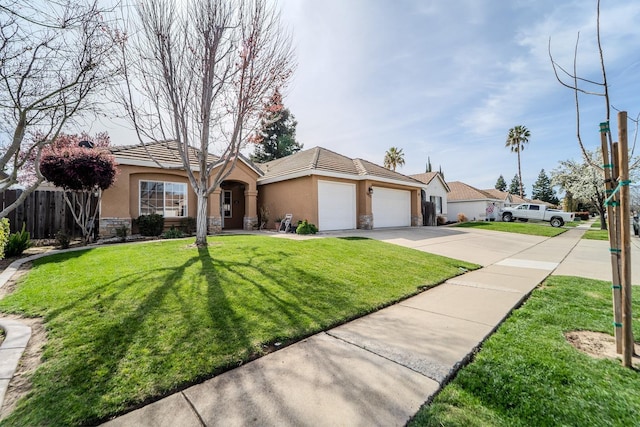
[454,221,566,237]
[409,275,640,426]
[583,229,609,240]
[0,235,477,426]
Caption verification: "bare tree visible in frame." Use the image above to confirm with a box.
[0,0,121,218]
[119,0,294,247]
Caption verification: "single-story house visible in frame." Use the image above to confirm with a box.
[446,182,508,222]
[410,172,450,219]
[99,142,425,236]
[100,141,263,236]
[447,182,545,222]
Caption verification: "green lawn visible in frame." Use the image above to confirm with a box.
[583,229,610,240]
[454,221,566,237]
[410,275,640,427]
[0,235,477,426]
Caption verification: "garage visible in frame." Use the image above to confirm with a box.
[372,187,411,228]
[317,180,356,231]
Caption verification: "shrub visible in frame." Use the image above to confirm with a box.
[137,214,165,236]
[437,215,447,226]
[162,226,184,239]
[457,213,468,223]
[4,223,32,257]
[179,217,196,234]
[115,225,129,242]
[0,218,10,260]
[296,219,318,235]
[55,229,71,249]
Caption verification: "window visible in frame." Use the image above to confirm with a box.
[430,195,443,214]
[529,205,540,211]
[223,190,232,218]
[140,181,187,217]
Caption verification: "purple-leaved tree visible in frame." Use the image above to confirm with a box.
[39,133,117,243]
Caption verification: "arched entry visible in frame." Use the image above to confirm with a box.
[220,181,246,230]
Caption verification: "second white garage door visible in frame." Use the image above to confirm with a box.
[372,187,411,228]
[317,180,356,231]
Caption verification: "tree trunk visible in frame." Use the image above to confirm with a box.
[599,211,607,231]
[517,150,523,198]
[195,193,209,247]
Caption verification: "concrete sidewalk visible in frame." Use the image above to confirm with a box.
[103,227,590,427]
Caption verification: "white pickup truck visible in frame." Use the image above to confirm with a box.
[501,203,574,227]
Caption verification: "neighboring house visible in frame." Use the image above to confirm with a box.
[257,147,424,231]
[410,172,450,220]
[448,183,549,222]
[99,143,424,236]
[446,182,507,222]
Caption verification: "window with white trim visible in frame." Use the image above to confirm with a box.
[140,181,187,217]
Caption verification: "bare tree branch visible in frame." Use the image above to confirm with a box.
[118,0,295,247]
[0,0,121,218]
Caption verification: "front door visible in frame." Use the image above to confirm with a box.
[220,181,245,229]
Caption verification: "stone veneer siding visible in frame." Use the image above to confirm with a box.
[99,217,132,238]
[243,216,259,230]
[411,215,422,227]
[208,216,222,234]
[358,214,373,230]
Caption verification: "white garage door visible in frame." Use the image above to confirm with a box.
[318,181,356,231]
[372,187,411,228]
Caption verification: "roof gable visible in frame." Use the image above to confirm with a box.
[410,172,450,192]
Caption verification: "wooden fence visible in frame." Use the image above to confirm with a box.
[1,189,95,239]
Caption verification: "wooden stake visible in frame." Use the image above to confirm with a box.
[617,111,634,368]
[601,130,622,353]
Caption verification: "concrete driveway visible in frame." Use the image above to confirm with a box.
[323,226,548,266]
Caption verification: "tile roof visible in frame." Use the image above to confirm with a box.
[110,140,217,168]
[258,147,423,185]
[510,194,529,204]
[449,183,537,204]
[109,140,262,175]
[447,181,499,201]
[482,188,511,201]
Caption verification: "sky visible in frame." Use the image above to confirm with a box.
[97,0,640,193]
[272,0,640,191]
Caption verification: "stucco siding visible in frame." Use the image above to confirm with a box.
[258,176,316,229]
[447,201,488,222]
[424,180,449,216]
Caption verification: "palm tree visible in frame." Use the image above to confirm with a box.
[383,147,405,171]
[505,125,530,197]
